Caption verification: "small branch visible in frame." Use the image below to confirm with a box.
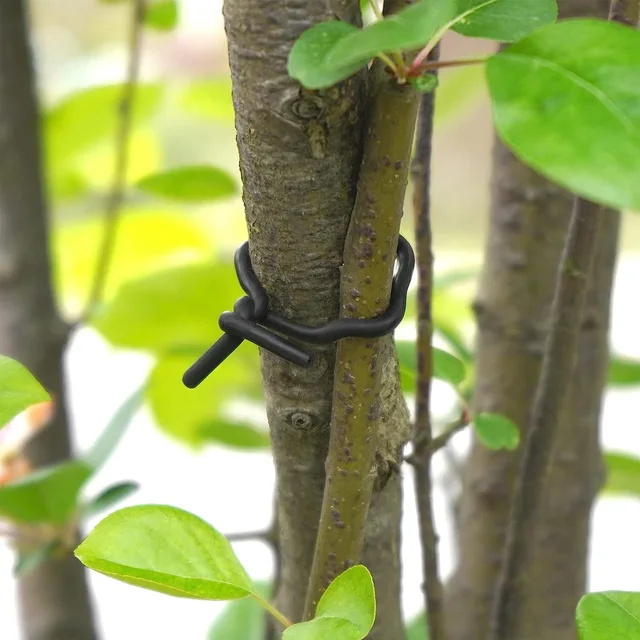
[226,528,276,546]
[410,44,446,640]
[487,197,602,640]
[368,0,383,20]
[408,56,487,77]
[431,417,468,453]
[82,0,146,320]
[303,1,421,619]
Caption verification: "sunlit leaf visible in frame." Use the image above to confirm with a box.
[0,356,50,429]
[54,208,213,310]
[82,482,140,519]
[208,583,270,639]
[136,166,236,203]
[83,387,144,472]
[179,78,235,122]
[603,453,640,498]
[92,262,240,352]
[147,350,261,446]
[608,356,640,387]
[0,461,92,524]
[145,0,178,31]
[44,84,163,172]
[75,505,255,599]
[576,591,640,640]
[283,566,376,640]
[473,413,519,450]
[488,19,640,212]
[198,420,270,450]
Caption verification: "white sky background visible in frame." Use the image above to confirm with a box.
[2,1,640,637]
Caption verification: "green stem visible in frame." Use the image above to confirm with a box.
[368,0,383,20]
[303,61,421,619]
[253,595,293,629]
[377,52,399,75]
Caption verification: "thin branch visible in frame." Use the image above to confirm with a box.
[410,43,446,640]
[82,0,146,320]
[487,197,602,640]
[431,417,468,453]
[226,528,276,546]
[409,56,487,77]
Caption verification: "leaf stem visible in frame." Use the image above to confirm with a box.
[82,0,146,321]
[253,594,293,628]
[368,0,383,20]
[377,52,399,75]
[409,55,487,76]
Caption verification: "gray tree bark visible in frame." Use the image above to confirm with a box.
[223,1,408,637]
[444,1,619,638]
[0,1,97,638]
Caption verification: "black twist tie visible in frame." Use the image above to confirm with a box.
[182,235,415,389]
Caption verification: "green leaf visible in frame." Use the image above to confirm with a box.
[54,208,214,308]
[405,612,428,640]
[146,349,261,445]
[145,0,178,31]
[608,356,640,387]
[396,342,466,391]
[410,74,439,94]
[451,0,557,42]
[603,453,640,497]
[325,2,458,71]
[179,78,235,122]
[473,413,519,450]
[92,262,241,353]
[316,565,376,633]
[45,84,163,172]
[75,505,255,600]
[487,19,640,212]
[136,166,236,203]
[208,583,270,639]
[83,387,144,472]
[287,21,365,90]
[283,566,375,638]
[198,420,270,450]
[82,482,140,519]
[576,591,640,639]
[0,461,93,524]
[0,355,50,429]
[283,618,365,640]
[13,540,60,576]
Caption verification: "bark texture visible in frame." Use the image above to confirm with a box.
[223,1,407,637]
[0,1,97,639]
[445,2,618,636]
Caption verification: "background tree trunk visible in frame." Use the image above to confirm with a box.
[444,2,618,638]
[0,1,97,639]
[223,1,408,637]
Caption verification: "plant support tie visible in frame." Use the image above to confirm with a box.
[182,235,415,389]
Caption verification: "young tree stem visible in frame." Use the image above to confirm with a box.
[303,61,420,619]
[410,46,446,640]
[488,197,602,640]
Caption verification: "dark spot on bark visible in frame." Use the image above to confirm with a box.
[354,470,361,477]
[382,252,388,261]
[395,160,403,170]
[332,498,339,506]
[365,276,372,284]
[358,241,373,259]
[342,372,355,384]
[337,390,345,400]
[347,302,357,312]
[350,288,361,299]
[344,447,351,457]
[329,552,337,561]
[288,412,314,430]
[345,405,354,414]
[383,155,391,166]
[336,521,345,529]
[364,388,372,396]
[375,297,381,304]
[366,193,376,204]
[341,468,348,477]
[358,259,365,268]
[361,223,377,240]
[368,404,379,421]
[331,507,341,520]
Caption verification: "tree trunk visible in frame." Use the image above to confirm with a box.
[0,1,97,639]
[444,2,618,638]
[223,1,408,637]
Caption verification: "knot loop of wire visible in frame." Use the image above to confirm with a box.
[182,235,415,389]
